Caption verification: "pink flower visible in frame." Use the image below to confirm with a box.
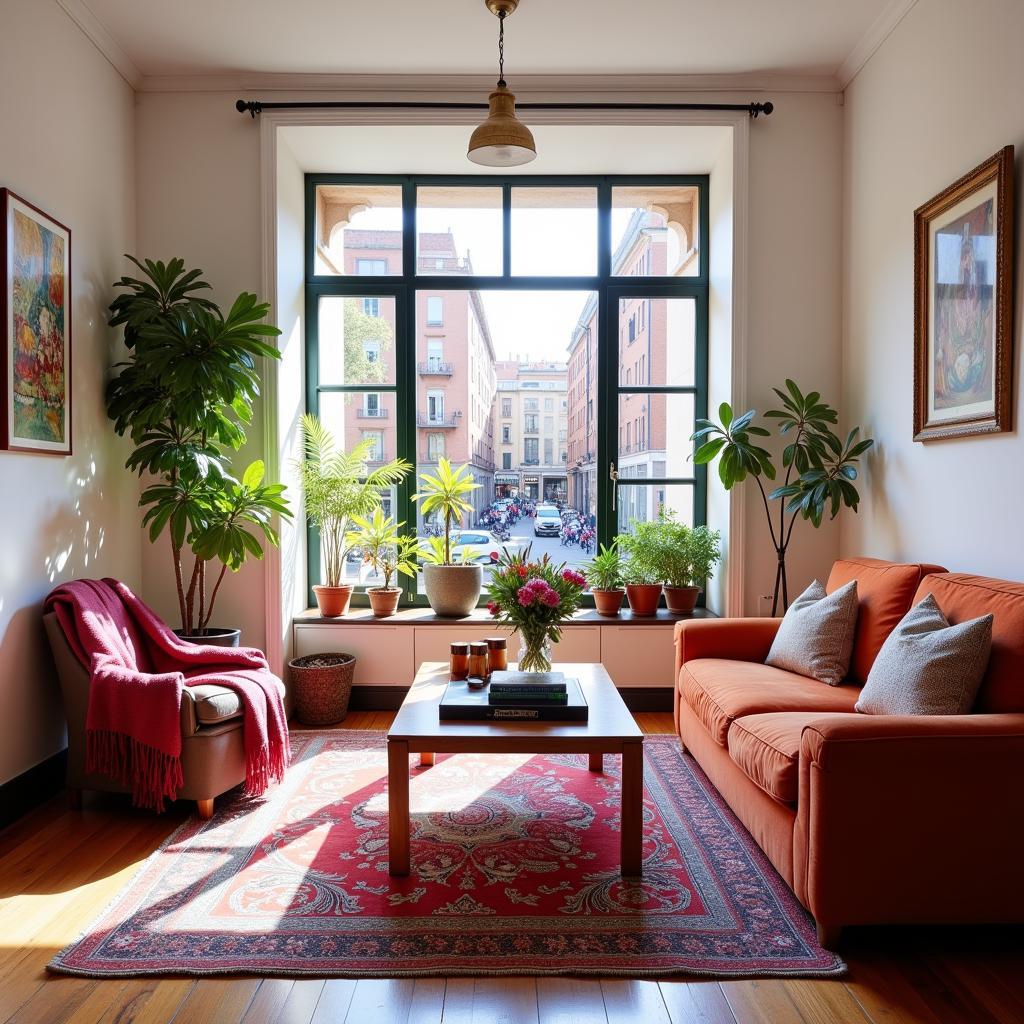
[562,569,587,587]
[518,588,536,606]
[541,588,560,607]
[486,600,500,616]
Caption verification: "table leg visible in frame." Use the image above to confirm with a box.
[620,740,644,876]
[419,752,435,768]
[588,752,603,772]
[388,739,410,877]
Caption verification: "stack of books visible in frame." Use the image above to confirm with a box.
[488,670,567,706]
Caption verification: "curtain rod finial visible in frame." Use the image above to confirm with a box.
[236,99,261,117]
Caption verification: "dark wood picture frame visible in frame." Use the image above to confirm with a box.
[1,188,73,455]
[913,146,1014,441]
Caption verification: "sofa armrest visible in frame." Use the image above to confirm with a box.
[673,617,782,681]
[794,712,1024,930]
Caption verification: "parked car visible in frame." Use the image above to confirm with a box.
[449,531,501,564]
[533,505,562,537]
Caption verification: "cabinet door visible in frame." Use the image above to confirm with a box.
[293,625,414,688]
[414,627,519,671]
[550,627,600,663]
[601,626,675,687]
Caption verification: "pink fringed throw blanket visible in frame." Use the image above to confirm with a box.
[45,578,289,811]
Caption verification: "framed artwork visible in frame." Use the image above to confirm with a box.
[1,189,72,455]
[913,146,1014,441]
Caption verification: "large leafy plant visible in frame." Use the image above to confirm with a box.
[106,257,291,634]
[412,458,480,566]
[692,380,873,613]
[296,415,410,588]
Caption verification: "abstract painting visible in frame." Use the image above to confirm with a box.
[914,147,1014,441]
[2,189,72,454]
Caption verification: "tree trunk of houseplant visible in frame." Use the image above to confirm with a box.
[625,583,662,617]
[664,586,701,615]
[423,563,483,617]
[313,584,354,618]
[592,588,625,617]
[368,587,402,617]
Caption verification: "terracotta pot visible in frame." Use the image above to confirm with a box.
[423,563,483,617]
[625,583,663,617]
[592,588,625,617]
[664,585,702,615]
[368,587,402,617]
[174,627,241,648]
[313,584,354,617]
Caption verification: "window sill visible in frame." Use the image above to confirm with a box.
[294,606,717,626]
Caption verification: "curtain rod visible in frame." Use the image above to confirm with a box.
[235,99,773,118]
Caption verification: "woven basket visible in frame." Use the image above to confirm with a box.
[288,652,356,726]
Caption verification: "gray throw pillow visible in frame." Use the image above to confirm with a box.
[856,593,993,715]
[766,579,859,686]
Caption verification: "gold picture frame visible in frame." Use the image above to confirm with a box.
[913,146,1014,441]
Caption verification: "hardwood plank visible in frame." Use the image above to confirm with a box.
[343,979,415,1023]
[600,981,669,1024]
[719,980,803,1024]
[6,977,98,1024]
[310,979,358,1024]
[276,980,327,1024]
[657,982,737,1024]
[99,980,196,1024]
[407,979,445,1024]
[536,978,607,1024]
[240,980,294,1024]
[166,978,261,1024]
[442,979,539,1024]
[781,980,872,1024]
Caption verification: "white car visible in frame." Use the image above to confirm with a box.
[449,531,501,564]
[533,505,562,537]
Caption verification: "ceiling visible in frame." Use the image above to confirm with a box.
[72,0,907,84]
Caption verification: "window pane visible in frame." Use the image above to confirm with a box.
[617,392,695,478]
[511,187,597,276]
[317,295,396,386]
[417,186,503,276]
[617,482,695,534]
[617,296,695,387]
[566,313,598,534]
[611,185,700,277]
[319,391,396,456]
[314,184,403,276]
[323,485,399,589]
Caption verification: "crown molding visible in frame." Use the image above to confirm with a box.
[55,0,142,89]
[837,0,920,89]
[137,71,839,96]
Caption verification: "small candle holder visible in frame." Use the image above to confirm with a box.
[484,636,508,673]
[468,641,489,680]
[450,641,470,681]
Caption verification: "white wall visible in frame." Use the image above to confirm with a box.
[0,0,137,784]
[842,0,1024,578]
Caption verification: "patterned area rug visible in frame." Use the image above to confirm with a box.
[50,731,844,978]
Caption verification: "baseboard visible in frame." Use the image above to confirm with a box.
[0,749,67,833]
[347,686,673,713]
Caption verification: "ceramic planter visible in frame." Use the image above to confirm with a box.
[664,585,702,615]
[174,627,241,648]
[313,584,354,618]
[625,583,663,617]
[592,588,626,617]
[368,587,402,617]
[423,563,483,617]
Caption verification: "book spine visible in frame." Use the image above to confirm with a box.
[488,688,568,697]
[438,705,588,722]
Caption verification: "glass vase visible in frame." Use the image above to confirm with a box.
[518,630,553,673]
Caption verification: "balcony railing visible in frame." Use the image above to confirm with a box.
[417,413,460,428]
[417,361,454,376]
[357,408,389,419]
[420,451,446,463]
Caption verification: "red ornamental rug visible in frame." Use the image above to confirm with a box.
[50,731,845,979]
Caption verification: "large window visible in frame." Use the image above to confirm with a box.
[306,175,708,606]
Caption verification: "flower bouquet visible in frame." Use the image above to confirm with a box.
[485,546,587,673]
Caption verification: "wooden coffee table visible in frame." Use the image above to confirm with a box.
[387,661,645,878]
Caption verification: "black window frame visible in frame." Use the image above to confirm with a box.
[304,173,710,609]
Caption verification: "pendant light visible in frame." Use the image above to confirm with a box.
[467,0,537,166]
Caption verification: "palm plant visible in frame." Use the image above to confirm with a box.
[106,256,291,635]
[296,414,410,588]
[346,510,418,592]
[411,458,480,565]
[692,379,873,613]
[585,542,624,591]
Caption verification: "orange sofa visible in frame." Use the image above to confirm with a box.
[674,557,1024,947]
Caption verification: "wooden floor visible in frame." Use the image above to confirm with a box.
[1,712,1022,1024]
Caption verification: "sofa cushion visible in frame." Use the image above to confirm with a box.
[827,557,946,685]
[680,658,860,747]
[913,573,1024,713]
[188,683,244,725]
[728,713,826,804]
[766,580,859,686]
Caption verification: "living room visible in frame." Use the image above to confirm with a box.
[2,0,1023,1021]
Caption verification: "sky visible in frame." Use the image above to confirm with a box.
[345,203,640,362]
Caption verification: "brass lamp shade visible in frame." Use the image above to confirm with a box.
[467,85,536,167]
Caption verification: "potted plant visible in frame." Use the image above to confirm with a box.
[346,509,419,617]
[485,547,587,672]
[618,520,664,617]
[296,414,410,617]
[106,257,292,645]
[657,516,722,614]
[413,458,482,617]
[585,542,626,617]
